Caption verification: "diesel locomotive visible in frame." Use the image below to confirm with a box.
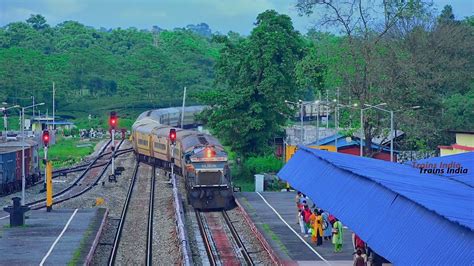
[131,106,234,209]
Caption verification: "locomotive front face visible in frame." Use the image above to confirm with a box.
[187,147,234,209]
[193,162,227,186]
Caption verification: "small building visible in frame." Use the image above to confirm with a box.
[31,116,75,131]
[309,133,400,162]
[438,130,474,156]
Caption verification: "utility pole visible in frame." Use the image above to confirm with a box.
[326,89,329,129]
[181,87,186,129]
[316,101,320,147]
[390,110,394,162]
[299,100,304,144]
[360,109,364,157]
[31,96,35,125]
[52,82,55,131]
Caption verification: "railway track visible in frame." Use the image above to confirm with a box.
[196,210,254,266]
[108,163,155,265]
[146,166,156,265]
[26,139,130,209]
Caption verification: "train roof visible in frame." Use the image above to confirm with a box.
[0,146,28,154]
[0,140,36,149]
[136,106,207,122]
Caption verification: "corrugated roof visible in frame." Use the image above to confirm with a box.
[310,134,395,152]
[278,146,474,264]
[409,152,474,187]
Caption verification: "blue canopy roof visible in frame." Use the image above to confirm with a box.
[278,146,474,264]
[310,134,394,152]
[408,152,474,187]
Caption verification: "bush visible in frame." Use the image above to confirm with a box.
[231,154,284,191]
[245,155,283,174]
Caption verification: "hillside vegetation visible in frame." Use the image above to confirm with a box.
[1,5,473,156]
[0,16,220,121]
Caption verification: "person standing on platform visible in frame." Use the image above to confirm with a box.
[314,209,324,246]
[332,218,344,252]
[298,209,306,234]
[303,205,312,237]
[309,209,317,242]
[295,191,302,224]
[321,210,332,241]
[352,233,366,253]
[353,249,367,266]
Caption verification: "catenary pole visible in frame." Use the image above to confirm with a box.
[181,87,186,129]
[52,82,55,130]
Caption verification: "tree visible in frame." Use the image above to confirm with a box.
[295,0,437,155]
[438,5,455,24]
[26,14,49,30]
[199,10,305,157]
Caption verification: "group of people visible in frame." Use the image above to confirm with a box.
[295,191,371,266]
[295,192,344,252]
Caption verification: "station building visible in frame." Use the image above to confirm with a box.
[438,130,474,156]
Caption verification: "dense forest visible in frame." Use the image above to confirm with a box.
[0,16,219,119]
[0,2,473,157]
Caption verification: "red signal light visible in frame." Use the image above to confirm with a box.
[169,128,177,144]
[109,111,118,129]
[42,130,50,146]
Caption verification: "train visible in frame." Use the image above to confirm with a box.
[0,140,41,195]
[131,106,234,209]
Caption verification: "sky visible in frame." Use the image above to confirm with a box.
[1,0,472,35]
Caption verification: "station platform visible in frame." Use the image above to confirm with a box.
[236,192,354,265]
[0,208,107,265]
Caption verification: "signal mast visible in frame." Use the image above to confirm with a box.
[109,111,118,182]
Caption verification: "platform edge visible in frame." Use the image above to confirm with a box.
[84,208,109,266]
[235,197,296,266]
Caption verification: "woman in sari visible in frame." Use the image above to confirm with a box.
[309,210,317,242]
[314,210,323,246]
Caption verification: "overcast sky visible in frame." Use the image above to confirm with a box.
[1,0,472,35]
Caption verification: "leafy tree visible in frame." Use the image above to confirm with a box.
[438,5,455,24]
[0,15,221,119]
[295,0,472,153]
[199,10,306,157]
[26,14,49,30]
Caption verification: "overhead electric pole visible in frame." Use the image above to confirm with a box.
[180,87,186,129]
[52,82,55,130]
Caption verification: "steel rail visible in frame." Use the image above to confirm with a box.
[222,210,254,265]
[27,140,126,208]
[195,211,217,266]
[108,161,140,266]
[51,147,132,177]
[30,140,128,209]
[25,139,113,206]
[146,166,156,266]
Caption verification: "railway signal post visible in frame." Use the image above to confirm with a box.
[109,112,118,182]
[42,130,53,211]
[169,128,176,180]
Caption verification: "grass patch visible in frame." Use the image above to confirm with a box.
[67,210,103,266]
[239,197,255,212]
[39,137,100,168]
[68,228,93,266]
[261,223,289,255]
[72,116,135,131]
[232,175,254,192]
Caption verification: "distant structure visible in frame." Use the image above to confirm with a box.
[438,130,474,156]
[31,116,74,132]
